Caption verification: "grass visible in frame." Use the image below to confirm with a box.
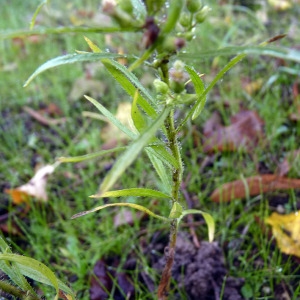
[1,0,300,299]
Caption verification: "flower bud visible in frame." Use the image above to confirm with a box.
[186,0,202,13]
[179,12,191,28]
[154,79,169,94]
[195,5,210,23]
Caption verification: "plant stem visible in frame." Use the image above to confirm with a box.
[157,59,183,300]
[0,280,39,300]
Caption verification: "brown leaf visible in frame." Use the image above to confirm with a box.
[203,110,264,153]
[210,174,300,202]
[277,150,300,177]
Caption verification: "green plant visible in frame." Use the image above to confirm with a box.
[0,236,75,300]
[2,0,300,299]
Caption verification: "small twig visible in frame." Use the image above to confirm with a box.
[23,106,67,126]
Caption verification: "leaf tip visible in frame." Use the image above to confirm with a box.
[71,210,90,219]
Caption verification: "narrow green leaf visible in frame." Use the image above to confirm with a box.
[177,53,246,131]
[91,188,171,199]
[0,237,36,295]
[0,253,60,299]
[177,209,215,242]
[131,0,147,20]
[84,37,157,116]
[30,0,48,30]
[145,148,172,193]
[84,95,137,139]
[71,203,168,222]
[16,264,75,299]
[178,45,300,63]
[99,106,172,194]
[131,90,148,132]
[161,0,184,35]
[149,144,179,169]
[24,53,125,87]
[58,147,126,163]
[185,66,206,120]
[84,36,101,53]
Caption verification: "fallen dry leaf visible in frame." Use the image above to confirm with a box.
[203,110,264,153]
[242,77,263,95]
[210,174,300,202]
[5,164,57,203]
[266,211,300,257]
[69,77,106,101]
[277,149,300,177]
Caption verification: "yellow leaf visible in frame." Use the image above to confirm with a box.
[266,211,300,257]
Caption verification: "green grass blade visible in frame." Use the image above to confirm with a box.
[99,106,172,194]
[91,188,171,198]
[58,147,126,163]
[30,0,48,30]
[84,95,137,139]
[178,209,215,242]
[0,254,62,300]
[185,65,206,120]
[24,53,125,87]
[71,203,168,222]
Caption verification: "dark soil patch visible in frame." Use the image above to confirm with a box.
[90,231,244,300]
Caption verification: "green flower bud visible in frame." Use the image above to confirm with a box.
[195,5,211,23]
[179,12,191,28]
[186,0,202,13]
[153,79,169,94]
[117,0,133,14]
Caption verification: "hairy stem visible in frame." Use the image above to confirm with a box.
[0,281,39,300]
[157,59,183,300]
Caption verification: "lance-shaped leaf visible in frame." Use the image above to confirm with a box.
[178,45,300,63]
[99,106,172,194]
[145,147,172,194]
[24,52,125,87]
[0,237,36,296]
[71,203,168,222]
[91,188,171,199]
[0,254,60,300]
[131,90,148,132]
[177,209,215,242]
[185,65,206,120]
[58,147,126,163]
[84,96,178,170]
[84,37,157,117]
[85,95,136,139]
[177,52,247,130]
